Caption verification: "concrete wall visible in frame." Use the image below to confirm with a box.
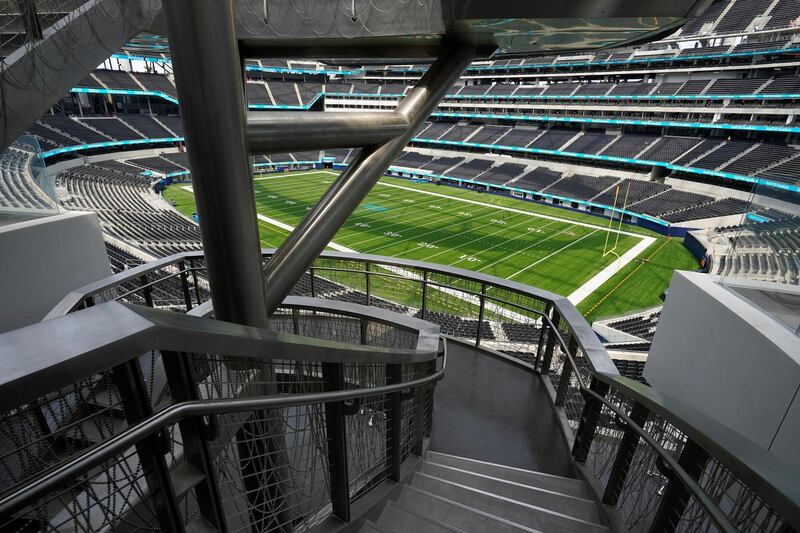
[0,212,111,333]
[645,271,800,470]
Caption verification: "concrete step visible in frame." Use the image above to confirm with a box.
[418,461,602,523]
[410,473,609,533]
[360,521,385,533]
[376,501,463,533]
[397,485,538,533]
[185,516,217,533]
[426,452,590,499]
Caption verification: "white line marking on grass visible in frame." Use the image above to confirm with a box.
[255,214,355,253]
[508,229,600,280]
[253,170,332,181]
[475,222,571,272]
[567,236,656,305]
[378,181,644,237]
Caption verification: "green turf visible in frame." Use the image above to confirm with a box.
[163,170,698,319]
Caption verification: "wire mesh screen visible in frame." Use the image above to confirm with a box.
[0,352,183,532]
[675,459,788,533]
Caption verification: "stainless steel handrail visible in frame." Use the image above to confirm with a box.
[0,347,446,519]
[40,249,800,529]
[0,300,439,413]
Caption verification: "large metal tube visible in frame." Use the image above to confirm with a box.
[162,0,267,329]
[262,45,475,313]
[247,111,409,153]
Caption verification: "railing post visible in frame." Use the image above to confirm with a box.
[412,362,429,456]
[602,402,650,506]
[475,282,487,347]
[555,335,578,406]
[421,270,428,320]
[649,438,710,533]
[291,308,300,334]
[310,267,316,298]
[322,362,350,522]
[572,377,610,463]
[179,260,193,310]
[365,261,371,306]
[360,317,368,345]
[540,310,561,374]
[161,351,228,531]
[386,363,404,481]
[112,359,185,533]
[533,304,552,369]
[189,257,202,305]
[140,274,154,307]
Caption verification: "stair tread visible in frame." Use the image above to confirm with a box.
[185,516,217,533]
[360,521,385,533]
[397,485,540,533]
[377,501,463,533]
[171,461,206,498]
[426,452,589,498]
[410,473,609,533]
[418,461,602,523]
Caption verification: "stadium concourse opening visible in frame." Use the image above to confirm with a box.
[0,1,799,532]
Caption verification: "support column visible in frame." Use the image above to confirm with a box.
[262,45,474,313]
[163,0,267,328]
[163,4,290,532]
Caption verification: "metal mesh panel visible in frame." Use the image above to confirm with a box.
[676,460,787,533]
[481,285,547,362]
[612,413,687,531]
[208,405,332,532]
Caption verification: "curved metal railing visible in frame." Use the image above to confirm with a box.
[39,249,800,531]
[1,291,444,531]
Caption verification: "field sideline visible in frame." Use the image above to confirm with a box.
[164,170,698,321]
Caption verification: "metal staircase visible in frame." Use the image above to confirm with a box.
[363,452,608,533]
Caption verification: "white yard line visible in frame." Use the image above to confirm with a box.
[477,223,574,272]
[253,170,337,181]
[508,229,600,280]
[567,236,656,305]
[255,213,355,253]
[377,181,645,238]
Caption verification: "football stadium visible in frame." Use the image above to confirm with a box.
[0,0,798,531]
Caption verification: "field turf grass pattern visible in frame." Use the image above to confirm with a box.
[164,170,698,321]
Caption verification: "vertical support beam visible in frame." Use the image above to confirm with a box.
[163,0,268,329]
[421,270,429,320]
[555,335,577,406]
[602,402,650,506]
[540,310,561,374]
[112,359,185,533]
[534,304,552,370]
[649,439,710,533]
[322,363,350,522]
[140,274,154,308]
[386,363,403,482]
[161,351,228,532]
[179,260,193,310]
[475,281,487,347]
[572,377,610,463]
[262,45,475,314]
[365,262,371,307]
[163,5,289,532]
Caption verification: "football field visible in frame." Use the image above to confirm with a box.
[164,170,697,321]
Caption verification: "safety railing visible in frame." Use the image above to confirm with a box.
[1,293,444,531]
[44,249,800,532]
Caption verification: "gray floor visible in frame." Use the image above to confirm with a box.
[430,340,578,478]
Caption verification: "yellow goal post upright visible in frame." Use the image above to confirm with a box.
[602,180,632,259]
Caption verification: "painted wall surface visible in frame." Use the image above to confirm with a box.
[0,212,111,333]
[645,272,800,471]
